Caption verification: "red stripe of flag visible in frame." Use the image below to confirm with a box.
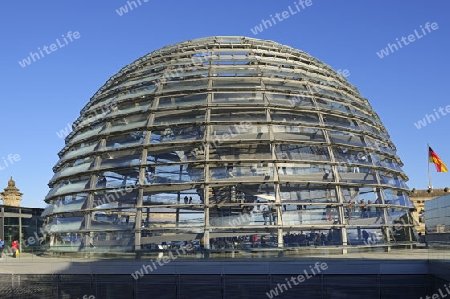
[429,147,448,172]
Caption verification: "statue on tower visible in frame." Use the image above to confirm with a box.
[0,176,23,207]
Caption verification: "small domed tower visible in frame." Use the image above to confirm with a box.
[1,176,23,206]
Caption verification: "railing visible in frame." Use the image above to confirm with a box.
[1,240,449,263]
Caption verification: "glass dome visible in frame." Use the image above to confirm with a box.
[43,36,416,252]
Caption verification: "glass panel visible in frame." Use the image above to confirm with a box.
[143,189,201,206]
[52,232,80,249]
[424,197,450,234]
[99,149,142,169]
[70,124,104,144]
[212,78,261,89]
[105,75,155,92]
[4,207,20,213]
[261,68,306,80]
[149,125,205,144]
[161,79,208,93]
[153,109,205,125]
[176,125,205,142]
[93,189,138,208]
[60,142,98,162]
[359,122,382,137]
[210,143,272,161]
[282,204,340,225]
[44,217,83,233]
[211,67,260,77]
[77,102,116,128]
[210,109,266,122]
[212,163,272,180]
[273,126,325,141]
[266,93,313,107]
[158,93,207,108]
[264,80,306,92]
[182,66,210,77]
[332,146,372,166]
[51,157,94,183]
[4,226,20,243]
[328,130,366,146]
[385,207,408,224]
[379,172,408,189]
[275,144,330,162]
[212,92,263,104]
[42,197,86,217]
[140,229,202,247]
[102,115,148,135]
[21,217,34,226]
[4,217,20,225]
[351,107,379,123]
[365,137,395,155]
[341,187,385,224]
[209,124,267,142]
[316,99,351,114]
[278,163,334,182]
[382,189,413,207]
[90,210,136,231]
[148,164,203,184]
[46,178,91,199]
[160,68,208,82]
[104,98,151,119]
[283,230,336,246]
[113,84,156,100]
[91,231,135,250]
[209,163,274,181]
[252,191,276,226]
[144,145,201,165]
[104,131,146,150]
[337,166,378,184]
[210,209,257,227]
[286,184,330,204]
[96,167,140,188]
[270,110,319,124]
[149,127,171,144]
[346,228,387,246]
[358,200,384,224]
[379,129,390,140]
[20,209,36,215]
[372,152,403,172]
[140,190,205,229]
[84,97,115,115]
[280,184,338,204]
[385,209,415,242]
[143,208,204,228]
[323,114,358,129]
[206,185,252,206]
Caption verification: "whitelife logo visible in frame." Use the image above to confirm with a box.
[115,0,149,16]
[18,31,81,68]
[376,22,438,59]
[266,262,328,298]
[413,104,450,129]
[0,154,20,171]
[250,0,313,35]
[420,283,450,299]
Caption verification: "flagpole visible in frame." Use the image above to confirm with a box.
[428,143,431,189]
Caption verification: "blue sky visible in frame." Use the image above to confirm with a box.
[1,0,449,207]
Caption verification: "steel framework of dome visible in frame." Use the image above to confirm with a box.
[43,36,417,253]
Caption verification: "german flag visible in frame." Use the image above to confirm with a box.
[429,146,448,172]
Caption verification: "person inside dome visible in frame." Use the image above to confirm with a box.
[97,175,107,187]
